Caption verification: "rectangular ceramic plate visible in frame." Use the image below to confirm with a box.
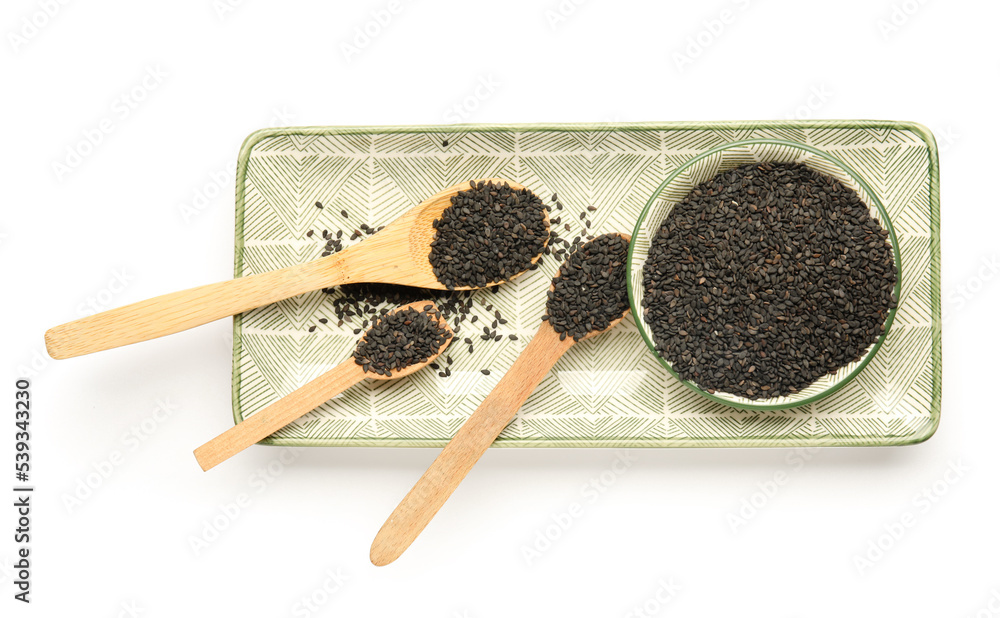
[232,121,941,448]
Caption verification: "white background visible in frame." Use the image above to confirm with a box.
[1,0,995,616]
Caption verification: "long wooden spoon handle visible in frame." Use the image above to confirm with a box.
[194,359,367,471]
[370,325,571,566]
[44,252,354,360]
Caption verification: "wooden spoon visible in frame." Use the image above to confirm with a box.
[193,302,452,471]
[369,234,631,566]
[45,179,543,360]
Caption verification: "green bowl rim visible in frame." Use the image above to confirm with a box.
[626,138,903,411]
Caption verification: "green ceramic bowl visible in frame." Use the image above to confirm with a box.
[627,139,902,410]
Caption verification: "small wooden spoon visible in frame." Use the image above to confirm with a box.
[45,179,543,359]
[193,302,452,471]
[369,234,631,566]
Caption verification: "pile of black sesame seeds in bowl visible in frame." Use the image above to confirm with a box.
[306,181,610,378]
[633,151,900,409]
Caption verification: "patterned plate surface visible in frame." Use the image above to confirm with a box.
[232,121,940,448]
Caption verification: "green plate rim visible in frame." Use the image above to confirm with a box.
[231,120,941,448]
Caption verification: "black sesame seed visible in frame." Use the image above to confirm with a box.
[428,180,548,289]
[307,204,530,370]
[352,306,452,377]
[546,234,631,342]
[641,161,898,400]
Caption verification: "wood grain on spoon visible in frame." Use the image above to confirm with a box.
[193,302,451,472]
[370,234,630,566]
[45,179,544,360]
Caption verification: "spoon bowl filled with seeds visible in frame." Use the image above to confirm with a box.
[46,178,548,359]
[629,140,901,410]
[193,301,453,471]
[371,233,632,565]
